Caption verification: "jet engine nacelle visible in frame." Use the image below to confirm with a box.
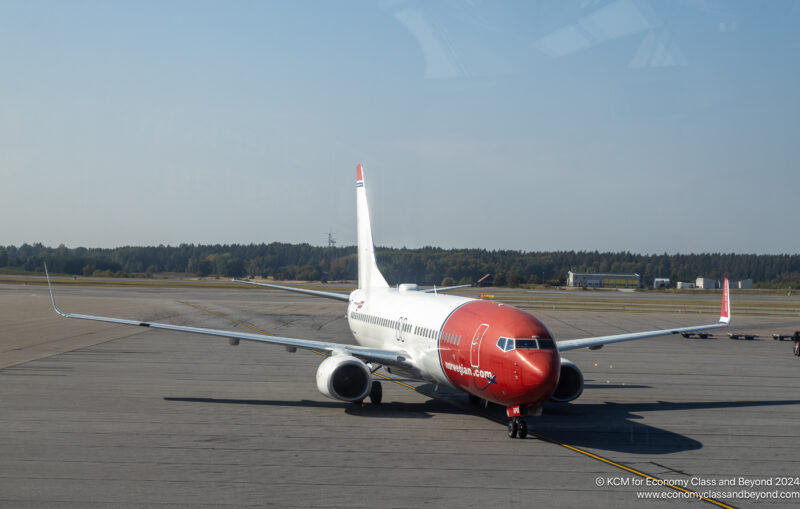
[316,354,371,402]
[549,358,584,403]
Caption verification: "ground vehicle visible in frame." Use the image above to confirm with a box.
[682,332,713,339]
[772,331,800,355]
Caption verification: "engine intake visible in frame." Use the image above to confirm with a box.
[316,354,371,402]
[550,358,584,403]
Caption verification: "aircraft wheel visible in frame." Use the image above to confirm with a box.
[794,343,800,356]
[507,419,519,439]
[518,420,528,439]
[468,394,481,406]
[369,381,383,404]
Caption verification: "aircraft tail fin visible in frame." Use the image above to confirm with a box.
[356,164,389,289]
[719,278,731,325]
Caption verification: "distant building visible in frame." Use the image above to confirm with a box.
[696,277,717,289]
[653,278,670,288]
[695,277,753,289]
[677,281,696,289]
[567,271,640,289]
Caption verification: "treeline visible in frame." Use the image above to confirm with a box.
[1,243,799,288]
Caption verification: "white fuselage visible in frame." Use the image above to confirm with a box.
[346,287,472,387]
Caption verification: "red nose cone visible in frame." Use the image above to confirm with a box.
[512,349,560,405]
[439,300,561,408]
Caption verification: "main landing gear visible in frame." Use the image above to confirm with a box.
[507,417,528,439]
[368,381,382,405]
[355,381,383,405]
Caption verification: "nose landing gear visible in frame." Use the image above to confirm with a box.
[507,417,528,439]
[506,404,536,439]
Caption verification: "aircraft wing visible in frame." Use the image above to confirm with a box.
[237,279,473,296]
[424,284,472,293]
[424,273,489,293]
[556,323,727,352]
[557,278,731,352]
[45,267,409,369]
[232,279,350,301]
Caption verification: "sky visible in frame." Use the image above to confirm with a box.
[1,0,798,254]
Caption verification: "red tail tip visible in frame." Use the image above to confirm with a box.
[356,164,363,182]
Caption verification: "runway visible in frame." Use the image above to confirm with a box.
[1,283,799,508]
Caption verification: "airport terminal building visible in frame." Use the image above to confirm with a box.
[567,271,640,289]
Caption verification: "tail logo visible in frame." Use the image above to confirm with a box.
[356,163,364,187]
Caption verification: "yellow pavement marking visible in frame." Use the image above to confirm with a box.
[178,299,735,509]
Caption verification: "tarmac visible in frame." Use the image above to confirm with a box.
[1,282,799,508]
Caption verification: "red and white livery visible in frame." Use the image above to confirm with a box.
[46,164,732,438]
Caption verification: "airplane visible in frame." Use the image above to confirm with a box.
[44,164,732,439]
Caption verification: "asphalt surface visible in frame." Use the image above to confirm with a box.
[1,283,799,508]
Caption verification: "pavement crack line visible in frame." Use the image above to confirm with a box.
[177,300,736,509]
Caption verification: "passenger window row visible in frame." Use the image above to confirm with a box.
[349,311,411,332]
[441,331,461,345]
[349,311,461,344]
[413,325,440,340]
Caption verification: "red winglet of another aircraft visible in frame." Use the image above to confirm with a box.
[356,163,363,183]
[719,277,730,325]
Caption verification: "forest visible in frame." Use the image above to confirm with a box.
[1,243,798,288]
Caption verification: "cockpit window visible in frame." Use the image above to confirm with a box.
[538,338,556,350]
[499,337,555,351]
[496,337,507,351]
[514,339,538,349]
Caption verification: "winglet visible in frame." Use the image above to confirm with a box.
[356,163,364,185]
[719,278,731,325]
[44,263,68,317]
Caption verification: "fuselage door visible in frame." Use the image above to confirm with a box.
[395,317,407,342]
[470,323,489,369]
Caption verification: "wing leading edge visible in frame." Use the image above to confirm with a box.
[557,278,731,352]
[423,284,473,293]
[44,265,409,369]
[231,279,350,301]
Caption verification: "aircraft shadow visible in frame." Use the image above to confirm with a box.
[163,396,461,420]
[583,383,650,389]
[164,394,800,455]
[534,399,800,455]
[413,384,800,455]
